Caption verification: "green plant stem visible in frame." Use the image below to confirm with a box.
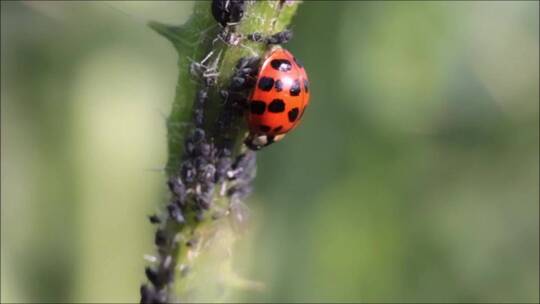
[145,1,299,302]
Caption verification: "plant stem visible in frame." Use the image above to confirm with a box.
[141,1,300,302]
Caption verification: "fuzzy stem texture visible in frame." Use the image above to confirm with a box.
[141,1,300,303]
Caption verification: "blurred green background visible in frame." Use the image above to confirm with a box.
[1,1,538,303]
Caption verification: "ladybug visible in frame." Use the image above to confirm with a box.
[245,47,310,150]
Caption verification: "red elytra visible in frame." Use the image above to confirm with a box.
[247,47,310,136]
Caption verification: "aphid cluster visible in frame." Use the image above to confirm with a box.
[141,133,257,303]
[142,1,309,302]
[141,113,255,303]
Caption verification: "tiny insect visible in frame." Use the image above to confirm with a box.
[211,0,246,27]
[245,47,310,150]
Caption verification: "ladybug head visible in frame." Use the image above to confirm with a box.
[244,133,286,150]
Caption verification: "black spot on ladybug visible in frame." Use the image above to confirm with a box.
[274,79,283,92]
[259,125,271,132]
[268,99,285,113]
[270,59,292,72]
[288,108,299,122]
[258,77,274,91]
[250,100,266,114]
[290,79,301,96]
[303,78,309,93]
[293,56,303,68]
[273,126,283,133]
